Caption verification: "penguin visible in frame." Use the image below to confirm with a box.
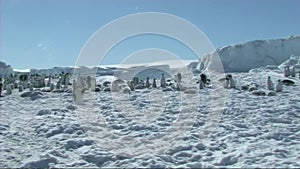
[18,85,23,92]
[55,81,61,89]
[284,66,290,77]
[0,78,3,96]
[276,79,283,92]
[133,77,139,86]
[175,72,182,83]
[291,66,296,77]
[199,80,205,89]
[152,78,157,88]
[111,80,120,92]
[47,75,52,87]
[64,73,70,89]
[200,74,207,86]
[228,74,235,88]
[73,79,86,104]
[267,76,275,90]
[29,83,34,91]
[6,85,12,95]
[86,76,92,89]
[90,77,96,91]
[145,77,150,88]
[160,73,166,88]
[223,77,229,89]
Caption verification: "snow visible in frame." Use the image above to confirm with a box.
[1,36,300,168]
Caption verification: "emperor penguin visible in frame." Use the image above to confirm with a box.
[223,77,229,89]
[199,80,205,89]
[175,72,182,83]
[90,77,96,91]
[276,79,283,92]
[145,77,150,88]
[64,73,70,88]
[160,73,166,88]
[18,84,23,92]
[29,83,34,91]
[49,83,54,91]
[152,78,157,88]
[127,80,135,91]
[200,74,207,86]
[73,79,86,104]
[228,74,235,88]
[291,67,296,77]
[284,66,290,77]
[47,75,52,87]
[111,80,120,92]
[6,85,12,95]
[55,81,61,89]
[267,76,275,90]
[0,78,3,96]
[133,77,139,86]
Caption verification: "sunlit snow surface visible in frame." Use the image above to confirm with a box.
[1,68,300,168]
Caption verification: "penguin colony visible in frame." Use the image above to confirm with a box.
[0,64,299,104]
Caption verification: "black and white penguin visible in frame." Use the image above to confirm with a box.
[175,72,182,83]
[111,80,120,92]
[200,74,207,86]
[227,74,235,88]
[267,76,275,90]
[291,66,296,77]
[276,79,283,92]
[152,78,157,88]
[284,66,290,77]
[223,77,229,89]
[0,78,3,96]
[18,84,23,92]
[199,80,205,89]
[145,77,150,88]
[160,73,166,88]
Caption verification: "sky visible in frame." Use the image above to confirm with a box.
[1,0,300,69]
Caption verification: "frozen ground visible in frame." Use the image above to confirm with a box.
[1,67,300,168]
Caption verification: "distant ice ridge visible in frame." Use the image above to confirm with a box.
[192,35,300,73]
[0,61,14,77]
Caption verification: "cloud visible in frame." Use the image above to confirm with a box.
[37,42,48,50]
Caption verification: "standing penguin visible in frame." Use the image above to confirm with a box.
[223,77,229,89]
[199,80,205,89]
[6,85,12,95]
[160,73,166,88]
[152,78,157,88]
[291,67,296,77]
[0,78,3,96]
[228,74,235,88]
[175,72,182,83]
[145,77,150,88]
[267,76,275,90]
[47,75,52,87]
[200,74,207,86]
[18,85,23,92]
[111,80,120,92]
[284,66,290,77]
[64,73,70,89]
[276,79,283,92]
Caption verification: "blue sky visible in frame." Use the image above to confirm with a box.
[1,0,300,69]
